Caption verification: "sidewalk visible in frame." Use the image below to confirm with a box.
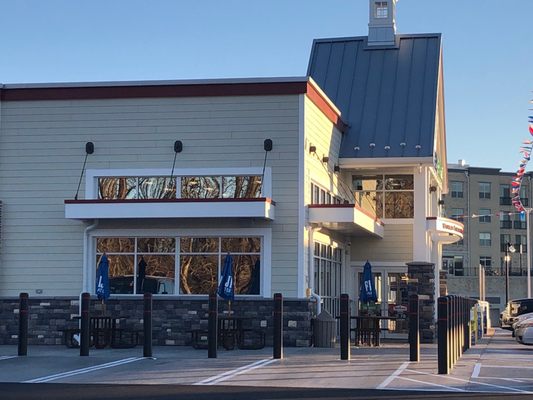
[0,328,531,395]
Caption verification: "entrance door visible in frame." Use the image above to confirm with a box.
[384,272,409,338]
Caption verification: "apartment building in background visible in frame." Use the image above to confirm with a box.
[443,160,532,321]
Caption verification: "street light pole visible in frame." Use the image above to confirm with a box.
[505,242,516,305]
[505,243,510,305]
[527,209,531,297]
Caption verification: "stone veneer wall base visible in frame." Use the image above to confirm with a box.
[0,297,313,347]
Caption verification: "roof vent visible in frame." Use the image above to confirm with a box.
[368,0,397,46]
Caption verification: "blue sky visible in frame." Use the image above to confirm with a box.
[0,0,531,172]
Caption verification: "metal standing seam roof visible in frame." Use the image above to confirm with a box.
[307,33,442,159]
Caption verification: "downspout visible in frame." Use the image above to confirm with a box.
[80,219,99,314]
[308,225,321,315]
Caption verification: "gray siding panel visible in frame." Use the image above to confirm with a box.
[0,95,301,296]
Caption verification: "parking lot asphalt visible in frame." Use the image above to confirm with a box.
[1,328,533,399]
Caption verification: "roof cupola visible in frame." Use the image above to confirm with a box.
[368,0,397,46]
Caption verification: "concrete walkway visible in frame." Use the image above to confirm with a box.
[0,328,531,396]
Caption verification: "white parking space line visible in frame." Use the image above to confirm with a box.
[396,376,465,392]
[24,357,145,383]
[407,368,533,394]
[471,363,481,378]
[481,365,533,370]
[376,361,409,390]
[195,358,277,386]
[0,356,16,361]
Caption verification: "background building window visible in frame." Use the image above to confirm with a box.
[480,256,494,275]
[443,255,464,276]
[500,212,512,229]
[479,232,491,246]
[450,181,464,198]
[479,208,491,223]
[500,184,511,205]
[479,182,491,199]
[500,234,511,252]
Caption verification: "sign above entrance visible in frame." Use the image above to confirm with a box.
[426,217,464,244]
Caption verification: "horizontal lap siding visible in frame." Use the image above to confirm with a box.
[351,224,413,263]
[0,95,300,296]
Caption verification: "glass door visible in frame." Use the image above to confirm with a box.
[385,272,409,337]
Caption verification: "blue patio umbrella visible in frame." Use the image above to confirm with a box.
[218,253,234,302]
[360,261,378,303]
[96,254,110,303]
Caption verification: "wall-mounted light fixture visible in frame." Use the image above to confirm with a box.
[322,156,329,163]
[429,185,437,193]
[309,145,316,153]
[74,141,95,200]
[169,140,183,189]
[260,139,273,194]
[334,165,340,173]
[438,199,445,205]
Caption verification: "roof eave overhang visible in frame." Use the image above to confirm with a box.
[338,156,434,169]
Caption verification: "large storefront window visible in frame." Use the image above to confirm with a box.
[98,175,262,200]
[352,174,414,218]
[96,236,261,296]
[313,242,342,317]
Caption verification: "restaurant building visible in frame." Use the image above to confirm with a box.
[0,0,462,345]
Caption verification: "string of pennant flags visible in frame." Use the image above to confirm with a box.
[511,113,533,213]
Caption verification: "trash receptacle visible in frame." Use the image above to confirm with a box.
[313,310,337,347]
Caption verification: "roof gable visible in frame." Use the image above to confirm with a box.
[308,34,442,159]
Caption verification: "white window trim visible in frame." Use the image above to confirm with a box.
[88,227,272,298]
[85,167,272,199]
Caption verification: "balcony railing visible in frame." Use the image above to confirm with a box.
[500,221,512,229]
[500,197,512,205]
[514,221,527,230]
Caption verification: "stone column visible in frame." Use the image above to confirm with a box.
[406,261,436,343]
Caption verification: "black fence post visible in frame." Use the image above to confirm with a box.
[340,294,350,361]
[409,294,419,362]
[18,293,29,356]
[80,292,90,356]
[143,292,153,358]
[438,296,449,374]
[273,293,283,359]
[208,292,218,359]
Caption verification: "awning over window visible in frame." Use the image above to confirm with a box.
[308,204,384,237]
[64,198,275,220]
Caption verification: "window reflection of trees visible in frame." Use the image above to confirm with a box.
[138,177,176,199]
[96,236,261,296]
[99,178,137,200]
[353,174,414,219]
[137,238,176,253]
[97,175,262,200]
[181,177,221,199]
[180,255,218,294]
[222,176,262,198]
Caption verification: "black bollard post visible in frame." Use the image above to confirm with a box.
[273,293,283,359]
[80,292,90,356]
[438,296,449,374]
[208,292,217,358]
[143,292,153,358]
[409,294,419,362]
[18,293,29,356]
[340,294,350,361]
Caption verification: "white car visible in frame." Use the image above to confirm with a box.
[511,312,533,335]
[515,319,533,344]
